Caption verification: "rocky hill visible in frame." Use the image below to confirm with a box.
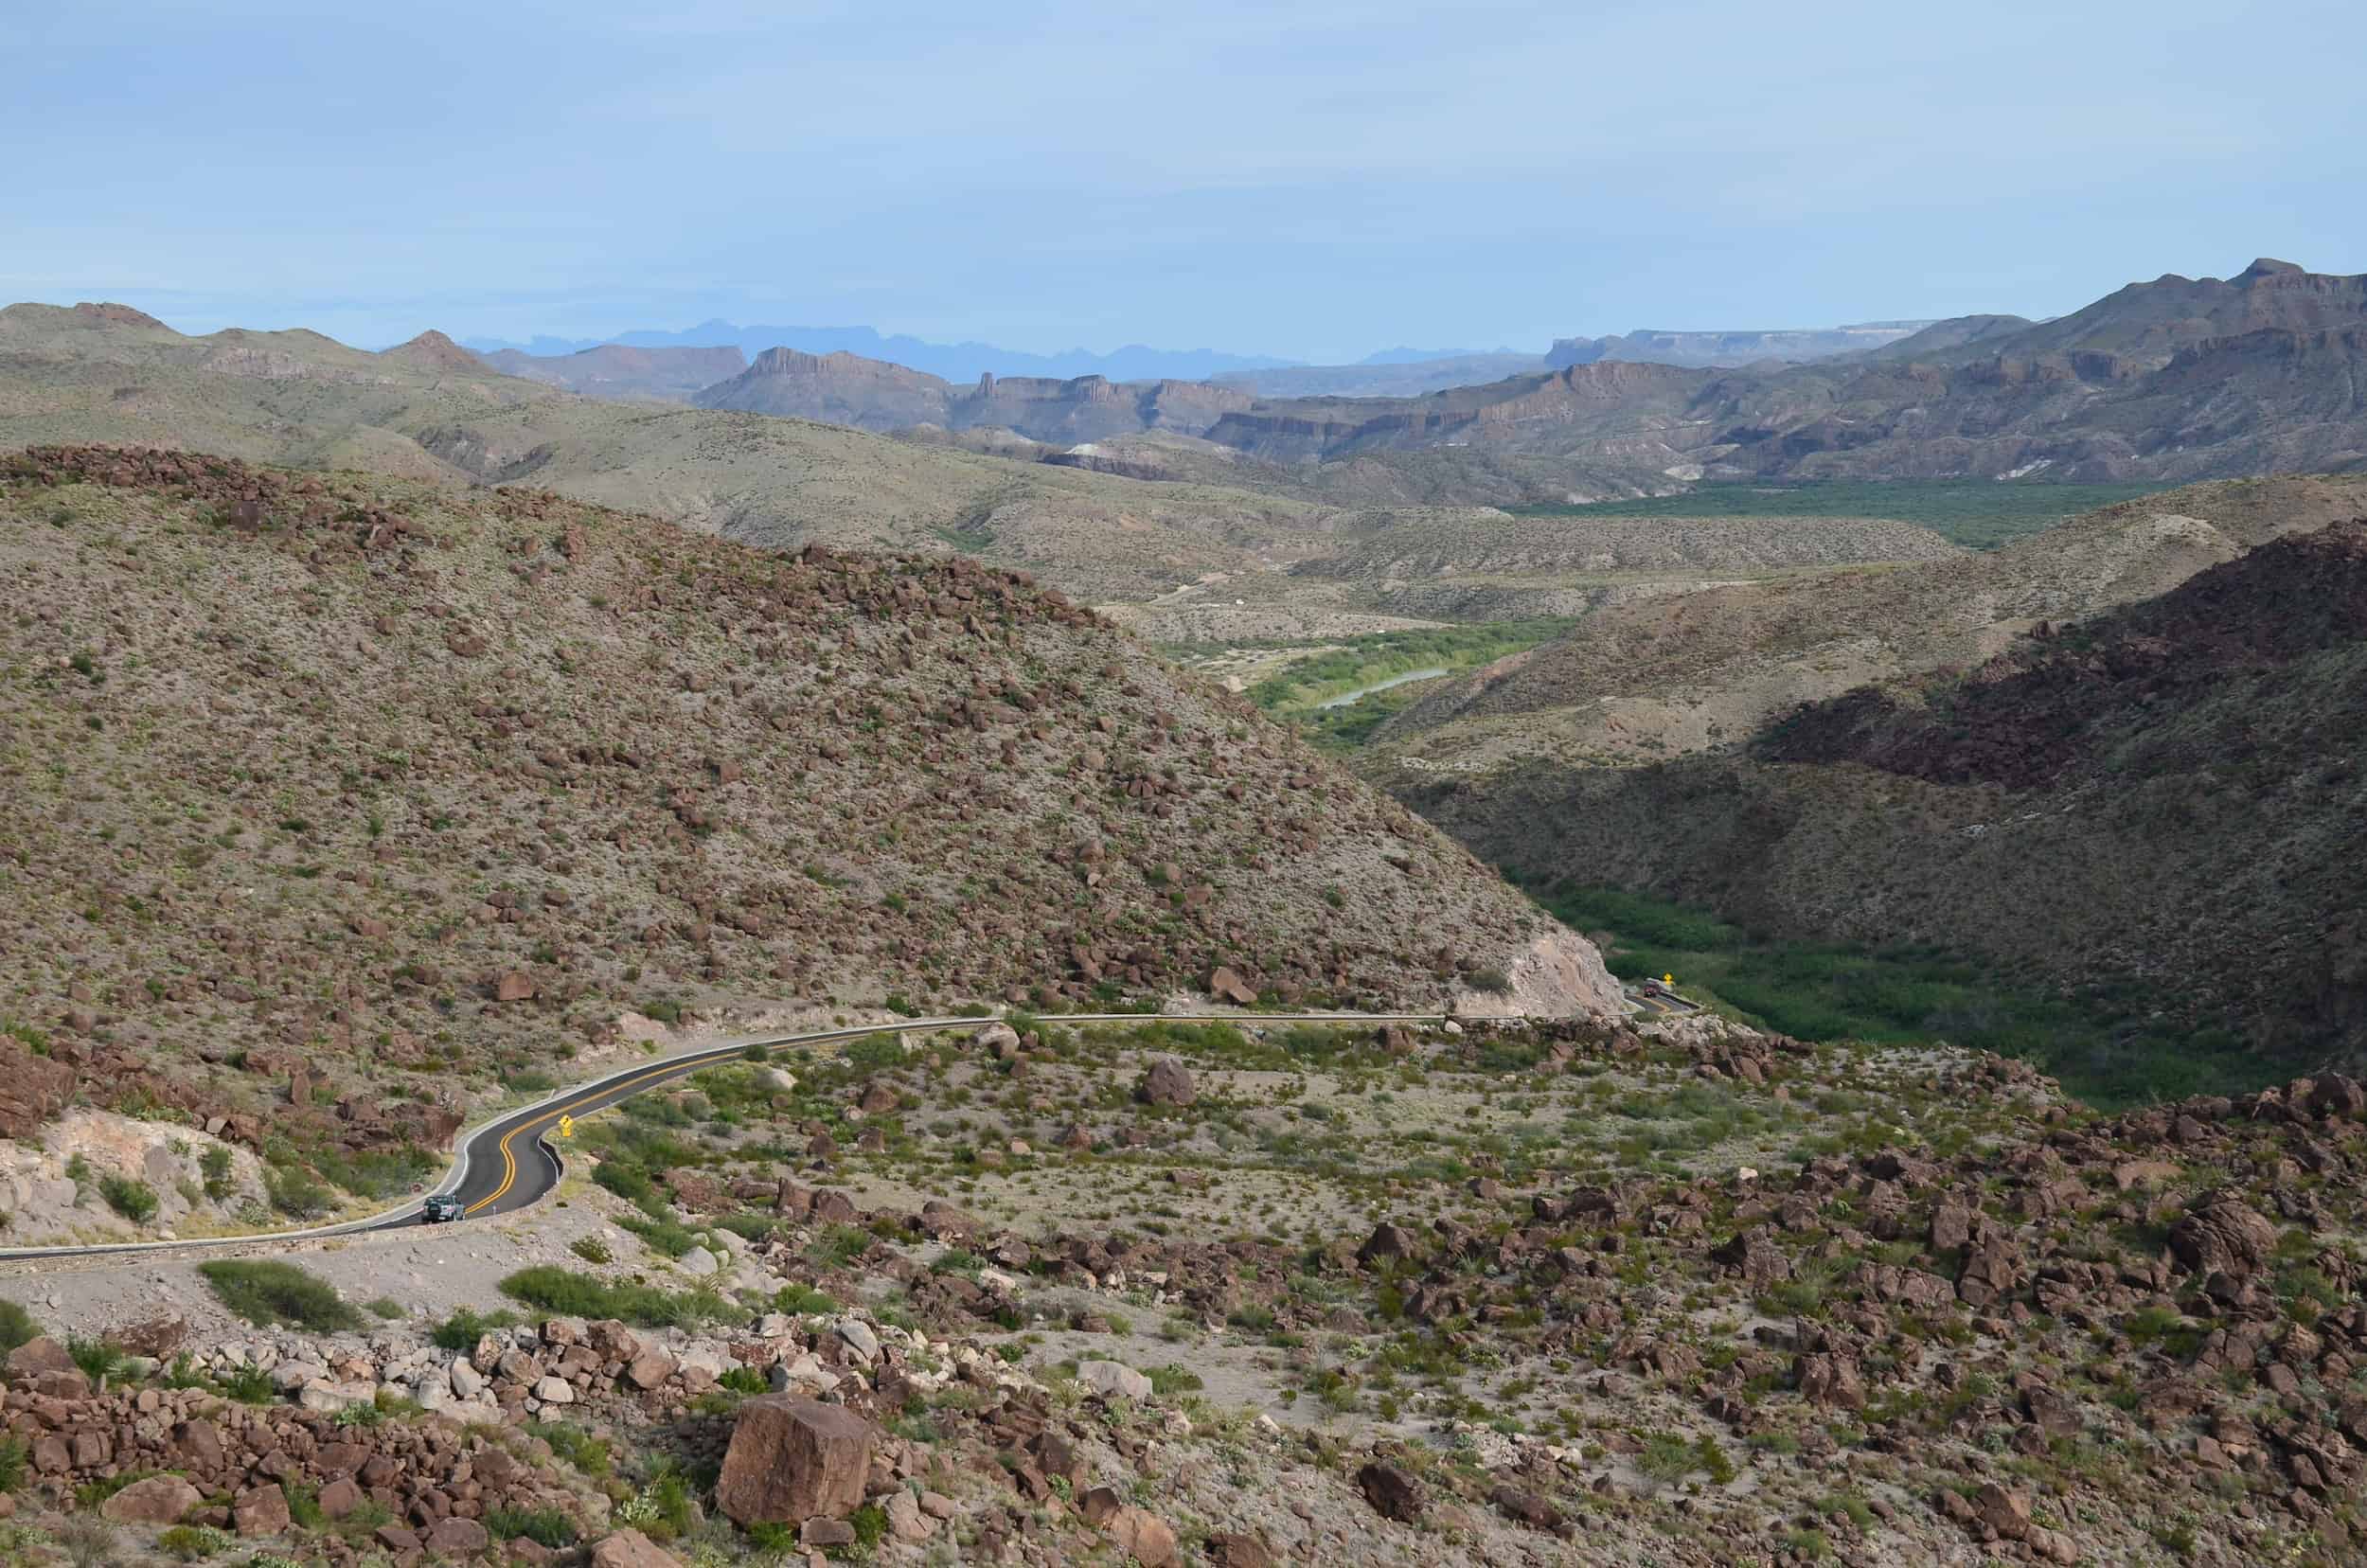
[1407,516,2367,1067]
[474,343,749,401]
[1188,260,2367,490]
[691,349,1255,443]
[1376,473,2367,773]
[0,301,1350,601]
[1546,320,1939,368]
[0,445,1617,1236]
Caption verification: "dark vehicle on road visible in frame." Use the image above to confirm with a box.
[421,1195,464,1223]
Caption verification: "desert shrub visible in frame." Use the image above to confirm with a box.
[67,1337,128,1384]
[485,1505,578,1548]
[0,1434,27,1490]
[221,1364,276,1404]
[56,1515,118,1568]
[99,1175,159,1223]
[570,1237,613,1265]
[158,1523,234,1559]
[429,1306,520,1351]
[196,1261,364,1331]
[1146,1364,1205,1396]
[498,1267,726,1329]
[199,1145,234,1200]
[527,1420,613,1478]
[0,1299,41,1353]
[263,1165,336,1220]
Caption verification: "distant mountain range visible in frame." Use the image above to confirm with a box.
[458,321,1296,384]
[1547,321,1941,369]
[460,316,1949,396]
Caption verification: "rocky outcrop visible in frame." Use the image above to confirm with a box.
[716,1396,878,1523]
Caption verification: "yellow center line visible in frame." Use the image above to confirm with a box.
[460,1025,881,1216]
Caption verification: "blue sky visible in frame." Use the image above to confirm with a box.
[7,0,2365,360]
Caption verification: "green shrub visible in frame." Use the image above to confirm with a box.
[0,1299,41,1353]
[428,1306,520,1351]
[221,1363,276,1404]
[199,1145,234,1199]
[484,1506,578,1548]
[263,1165,336,1220]
[716,1365,769,1396]
[365,1297,405,1321]
[68,1337,128,1385]
[527,1421,613,1479]
[1147,1364,1205,1397]
[157,1523,233,1559]
[570,1237,613,1265]
[196,1261,364,1332]
[0,1434,27,1491]
[99,1175,159,1223]
[498,1267,727,1329]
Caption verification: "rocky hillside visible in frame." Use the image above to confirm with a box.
[474,344,749,401]
[0,302,1340,602]
[1546,320,1939,369]
[9,1009,2367,1565]
[1193,259,2367,490]
[693,350,1255,443]
[1409,518,2367,1068]
[1376,473,2367,774]
[0,446,1618,1230]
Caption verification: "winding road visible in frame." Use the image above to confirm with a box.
[0,1010,1446,1263]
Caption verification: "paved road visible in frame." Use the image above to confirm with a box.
[0,1010,1444,1262]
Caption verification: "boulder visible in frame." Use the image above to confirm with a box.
[591,1528,688,1568]
[2170,1192,2279,1279]
[717,1396,878,1523]
[1356,1461,1425,1522]
[1974,1482,2031,1541]
[4,1336,77,1385]
[1139,1057,1196,1106]
[1207,1532,1276,1568]
[100,1473,203,1524]
[425,1516,491,1556]
[973,1023,1021,1057]
[494,970,539,1003]
[1206,966,1257,1007]
[1104,1505,1180,1566]
[234,1483,292,1537]
[1077,1359,1152,1401]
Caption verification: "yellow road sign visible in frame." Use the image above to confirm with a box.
[1663,973,1675,987]
[557,1114,575,1138]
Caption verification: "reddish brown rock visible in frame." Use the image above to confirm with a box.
[101,1473,203,1523]
[2170,1192,2279,1279]
[1357,1461,1425,1522]
[716,1396,878,1523]
[590,1528,688,1568]
[1139,1057,1197,1106]
[234,1483,292,1537]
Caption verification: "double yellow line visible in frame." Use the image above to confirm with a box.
[463,1048,740,1215]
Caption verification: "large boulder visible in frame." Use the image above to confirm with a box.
[591,1528,687,1568]
[100,1474,202,1524]
[1356,1461,1425,1522]
[4,1336,77,1385]
[233,1484,292,1537]
[1077,1360,1152,1401]
[2170,1192,2279,1279]
[717,1396,878,1523]
[1138,1057,1196,1106]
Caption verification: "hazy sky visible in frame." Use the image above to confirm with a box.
[8,0,2365,360]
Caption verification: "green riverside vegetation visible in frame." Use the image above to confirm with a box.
[1530,880,2269,1111]
[1239,618,1575,752]
[1508,479,2175,550]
